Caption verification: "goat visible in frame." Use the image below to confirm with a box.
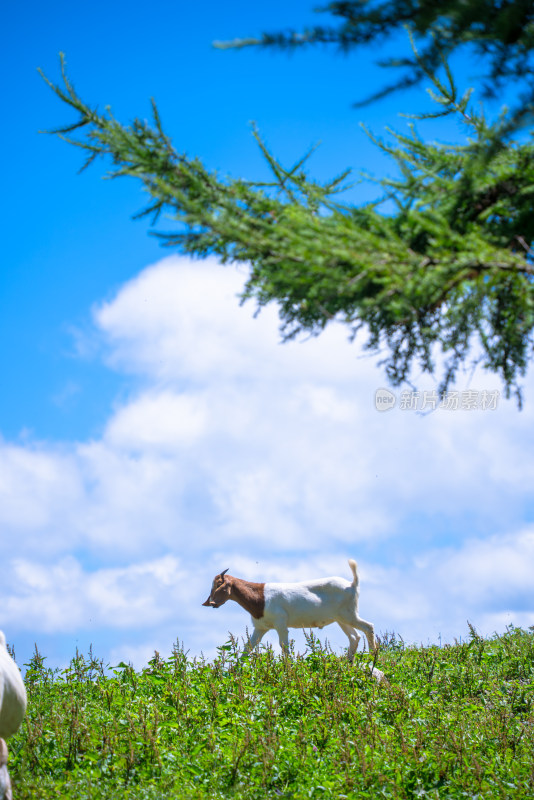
[0,631,27,800]
[203,560,386,681]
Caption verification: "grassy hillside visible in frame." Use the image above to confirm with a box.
[8,626,534,798]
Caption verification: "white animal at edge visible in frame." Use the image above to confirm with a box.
[0,631,27,800]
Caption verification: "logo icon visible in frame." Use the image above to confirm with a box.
[375,388,396,412]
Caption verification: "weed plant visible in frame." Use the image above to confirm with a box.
[8,626,534,798]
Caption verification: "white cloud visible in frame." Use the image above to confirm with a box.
[94,256,377,385]
[2,555,187,633]
[105,390,208,451]
[0,442,83,548]
[434,527,534,606]
[1,254,533,667]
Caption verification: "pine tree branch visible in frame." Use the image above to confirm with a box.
[40,52,534,402]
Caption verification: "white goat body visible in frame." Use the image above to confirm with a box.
[0,632,27,739]
[0,631,27,800]
[262,576,364,630]
[203,559,382,679]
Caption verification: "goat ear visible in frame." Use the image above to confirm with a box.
[220,568,229,578]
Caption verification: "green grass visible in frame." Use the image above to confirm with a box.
[8,626,534,799]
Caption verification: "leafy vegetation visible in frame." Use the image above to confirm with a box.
[8,626,534,798]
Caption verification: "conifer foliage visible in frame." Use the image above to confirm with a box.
[219,1,534,108]
[41,2,534,403]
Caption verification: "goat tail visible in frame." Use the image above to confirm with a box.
[348,558,359,589]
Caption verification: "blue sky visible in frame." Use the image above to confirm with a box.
[2,0,533,671]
